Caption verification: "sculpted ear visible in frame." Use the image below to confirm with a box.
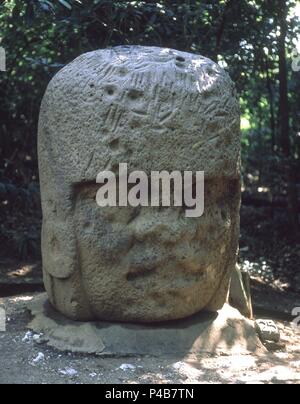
[42,221,77,279]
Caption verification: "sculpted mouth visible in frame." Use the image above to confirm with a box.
[125,257,208,284]
[126,264,207,291]
[126,266,157,281]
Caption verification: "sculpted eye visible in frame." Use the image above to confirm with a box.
[73,182,99,201]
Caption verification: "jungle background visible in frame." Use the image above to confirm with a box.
[0,0,299,300]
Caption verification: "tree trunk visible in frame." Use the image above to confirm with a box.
[265,59,276,151]
[230,265,253,319]
[278,0,299,234]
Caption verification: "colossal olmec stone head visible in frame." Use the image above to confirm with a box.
[38,46,241,322]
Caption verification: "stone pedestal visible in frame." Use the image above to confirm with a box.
[28,295,263,356]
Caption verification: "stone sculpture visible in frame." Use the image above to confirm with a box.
[38,46,241,322]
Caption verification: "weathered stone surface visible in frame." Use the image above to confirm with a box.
[38,46,241,322]
[255,319,281,343]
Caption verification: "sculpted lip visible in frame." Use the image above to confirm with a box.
[125,250,209,283]
[126,267,157,281]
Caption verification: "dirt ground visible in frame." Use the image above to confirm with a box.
[0,292,300,384]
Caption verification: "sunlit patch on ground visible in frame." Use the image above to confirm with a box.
[8,266,33,279]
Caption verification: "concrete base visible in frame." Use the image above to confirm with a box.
[27,294,264,356]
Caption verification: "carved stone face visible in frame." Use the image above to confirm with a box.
[73,180,240,322]
[38,46,241,322]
